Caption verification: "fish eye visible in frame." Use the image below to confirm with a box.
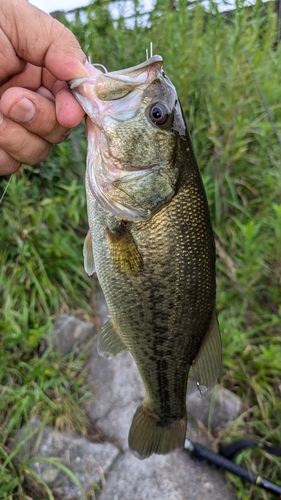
[148,102,170,127]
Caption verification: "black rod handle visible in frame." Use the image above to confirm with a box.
[258,477,281,497]
[189,441,258,483]
[184,440,281,498]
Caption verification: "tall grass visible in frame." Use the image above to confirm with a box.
[1,0,281,498]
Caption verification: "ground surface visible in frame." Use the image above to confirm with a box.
[13,292,240,499]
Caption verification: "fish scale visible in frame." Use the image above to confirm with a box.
[70,55,221,459]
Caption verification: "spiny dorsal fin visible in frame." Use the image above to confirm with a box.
[193,310,221,396]
[97,319,127,358]
[106,226,142,274]
[83,230,95,276]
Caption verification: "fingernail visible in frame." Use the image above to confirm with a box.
[8,98,36,122]
[84,61,93,71]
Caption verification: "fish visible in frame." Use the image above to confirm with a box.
[69,55,221,459]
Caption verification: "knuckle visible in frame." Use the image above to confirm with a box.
[0,149,20,175]
[32,142,52,164]
[0,121,52,166]
[18,134,52,165]
[51,128,71,145]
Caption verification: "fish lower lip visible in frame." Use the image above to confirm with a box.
[68,77,90,88]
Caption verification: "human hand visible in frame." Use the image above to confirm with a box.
[0,0,89,175]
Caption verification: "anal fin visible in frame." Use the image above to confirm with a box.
[193,310,221,396]
[97,320,127,358]
[83,230,95,276]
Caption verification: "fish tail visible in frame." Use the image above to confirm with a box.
[128,403,187,459]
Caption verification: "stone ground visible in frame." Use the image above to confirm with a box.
[12,291,241,499]
[86,345,238,500]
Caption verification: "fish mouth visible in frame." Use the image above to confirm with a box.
[69,55,163,100]
[69,55,164,126]
[94,55,164,98]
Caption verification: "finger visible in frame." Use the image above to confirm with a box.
[0,148,20,175]
[56,88,85,128]
[2,0,89,81]
[36,86,55,103]
[0,113,52,166]
[0,65,58,98]
[0,63,85,129]
[48,74,85,128]
[0,64,42,96]
[0,27,26,84]
[1,87,70,144]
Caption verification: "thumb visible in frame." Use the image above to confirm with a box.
[1,0,89,81]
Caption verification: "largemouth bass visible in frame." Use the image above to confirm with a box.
[70,55,221,459]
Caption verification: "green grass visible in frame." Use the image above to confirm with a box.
[1,1,281,498]
[0,128,94,498]
[0,337,93,499]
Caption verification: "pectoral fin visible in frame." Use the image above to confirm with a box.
[97,320,127,358]
[106,225,142,274]
[83,230,95,276]
[193,311,221,396]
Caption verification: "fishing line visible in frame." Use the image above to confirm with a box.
[146,42,154,60]
[0,173,13,205]
[87,55,108,73]
[92,63,108,74]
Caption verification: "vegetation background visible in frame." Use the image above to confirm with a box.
[0,0,280,498]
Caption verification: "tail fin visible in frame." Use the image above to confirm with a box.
[128,404,187,459]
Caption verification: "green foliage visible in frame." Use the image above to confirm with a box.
[0,338,93,499]
[1,126,90,335]
[0,341,92,493]
[1,0,281,498]
[0,127,93,498]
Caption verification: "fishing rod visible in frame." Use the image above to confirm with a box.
[184,438,281,498]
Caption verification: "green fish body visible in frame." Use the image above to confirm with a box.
[70,56,221,459]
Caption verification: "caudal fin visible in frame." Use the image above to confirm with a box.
[128,404,187,459]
